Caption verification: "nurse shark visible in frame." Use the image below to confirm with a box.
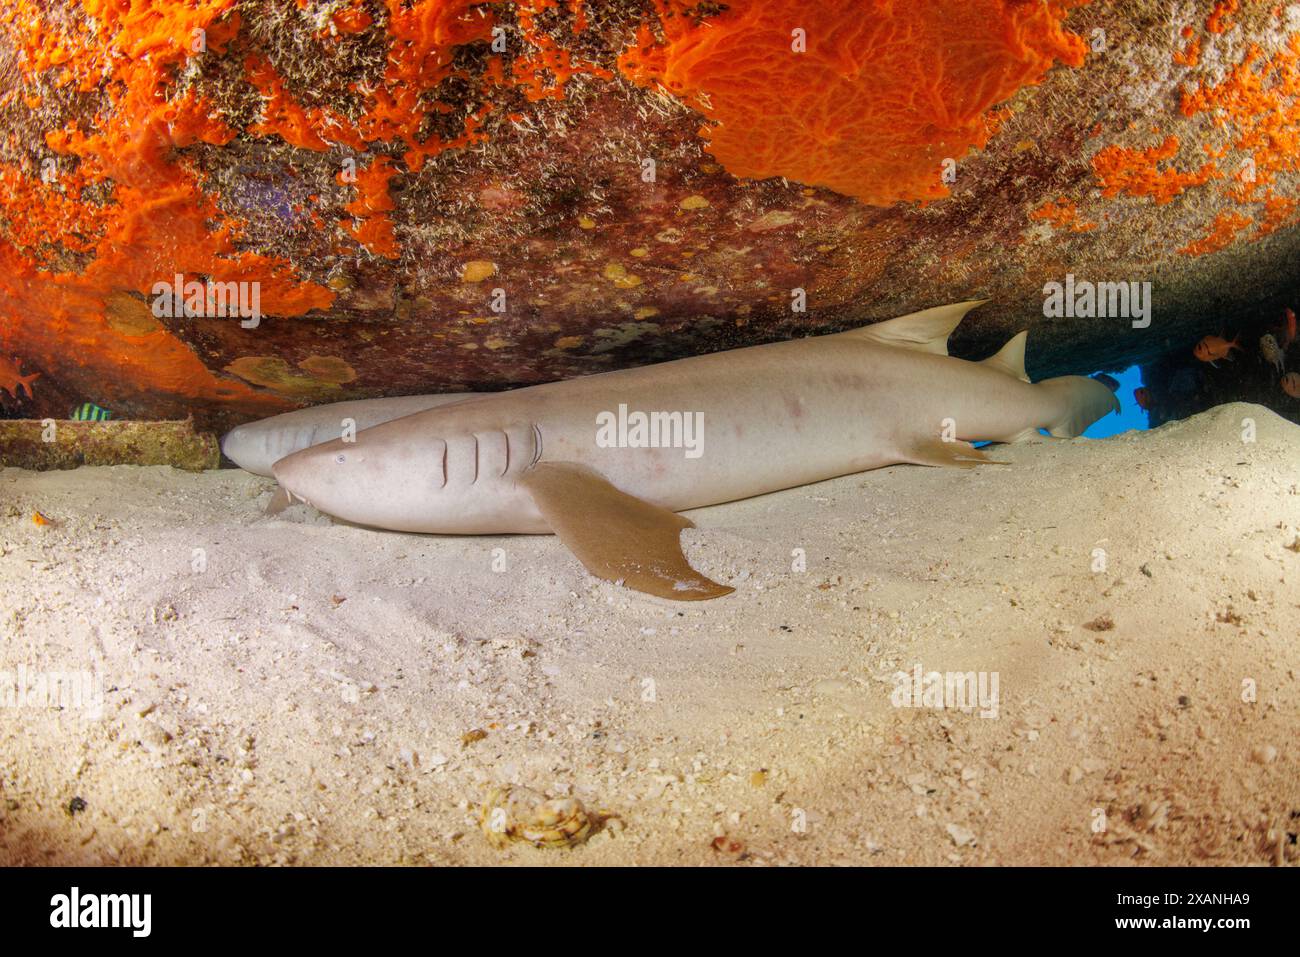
[257,301,1119,600]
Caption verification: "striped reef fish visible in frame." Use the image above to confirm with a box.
[70,403,112,421]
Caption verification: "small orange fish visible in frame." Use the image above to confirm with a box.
[1133,387,1151,411]
[1193,335,1241,365]
[0,355,39,400]
[1282,372,1300,398]
[31,511,53,526]
[1283,307,1297,348]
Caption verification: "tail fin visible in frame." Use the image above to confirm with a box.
[1037,375,1121,438]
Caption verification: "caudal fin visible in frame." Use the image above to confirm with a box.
[1037,375,1121,438]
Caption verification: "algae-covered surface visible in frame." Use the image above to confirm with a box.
[3,2,1300,432]
[0,419,219,471]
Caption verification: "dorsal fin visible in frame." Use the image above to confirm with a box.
[839,300,988,356]
[980,330,1030,382]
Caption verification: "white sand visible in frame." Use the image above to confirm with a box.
[0,402,1296,865]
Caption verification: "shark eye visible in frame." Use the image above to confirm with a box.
[335,453,347,464]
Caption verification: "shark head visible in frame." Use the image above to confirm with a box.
[220,422,262,474]
[271,436,369,518]
[223,419,320,479]
[269,418,456,530]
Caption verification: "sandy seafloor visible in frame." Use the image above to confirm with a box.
[0,402,1296,866]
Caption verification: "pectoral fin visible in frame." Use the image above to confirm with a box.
[519,462,734,601]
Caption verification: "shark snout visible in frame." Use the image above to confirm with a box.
[271,441,355,513]
[219,423,243,457]
[220,423,253,467]
[270,447,313,501]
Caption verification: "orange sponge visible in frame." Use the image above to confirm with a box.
[618,0,1089,206]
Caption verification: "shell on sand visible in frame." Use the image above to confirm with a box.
[479,785,594,849]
